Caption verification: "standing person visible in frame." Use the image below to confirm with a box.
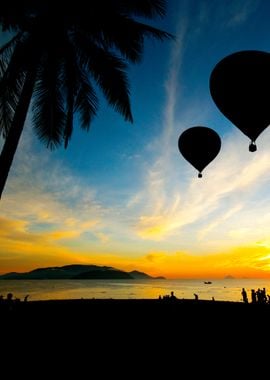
[241,288,248,303]
[170,291,177,300]
[251,289,256,303]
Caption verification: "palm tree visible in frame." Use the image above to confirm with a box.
[0,0,172,199]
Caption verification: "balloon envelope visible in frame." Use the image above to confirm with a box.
[178,126,221,177]
[210,50,270,150]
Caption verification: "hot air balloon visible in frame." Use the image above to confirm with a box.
[210,50,270,152]
[178,126,221,178]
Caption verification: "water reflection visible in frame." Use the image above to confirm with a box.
[1,278,270,302]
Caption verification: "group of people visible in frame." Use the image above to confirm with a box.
[0,293,29,311]
[158,291,178,300]
[159,288,270,304]
[241,287,270,304]
[159,291,200,301]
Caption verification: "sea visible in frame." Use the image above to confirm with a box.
[1,278,270,302]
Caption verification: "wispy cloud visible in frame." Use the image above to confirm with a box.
[0,126,113,247]
[135,127,270,246]
[2,0,270,278]
[127,3,270,259]
[137,245,270,279]
[129,14,189,238]
[226,0,260,27]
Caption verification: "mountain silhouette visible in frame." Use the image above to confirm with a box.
[128,270,165,279]
[0,264,165,280]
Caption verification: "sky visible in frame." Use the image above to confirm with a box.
[2,0,270,279]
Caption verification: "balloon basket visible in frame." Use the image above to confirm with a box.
[249,142,257,152]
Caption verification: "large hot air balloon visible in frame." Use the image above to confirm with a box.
[178,126,221,178]
[210,50,270,152]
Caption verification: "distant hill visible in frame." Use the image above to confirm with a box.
[129,270,165,280]
[0,265,165,280]
[224,275,235,279]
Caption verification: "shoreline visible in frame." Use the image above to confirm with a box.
[2,296,270,311]
[2,298,270,344]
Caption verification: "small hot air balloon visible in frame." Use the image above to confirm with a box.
[210,50,270,152]
[178,126,221,178]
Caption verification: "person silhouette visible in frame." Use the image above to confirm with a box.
[251,289,256,303]
[6,292,14,311]
[170,291,177,300]
[241,288,248,303]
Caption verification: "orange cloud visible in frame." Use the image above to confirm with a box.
[140,245,270,279]
[1,215,270,280]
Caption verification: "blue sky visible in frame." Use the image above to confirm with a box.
[2,0,270,278]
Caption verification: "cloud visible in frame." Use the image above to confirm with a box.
[125,4,270,259]
[134,129,270,247]
[225,0,260,27]
[197,204,244,240]
[0,122,146,268]
[141,245,270,279]
[0,125,115,252]
[1,1,270,279]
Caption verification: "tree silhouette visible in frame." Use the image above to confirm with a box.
[0,0,172,198]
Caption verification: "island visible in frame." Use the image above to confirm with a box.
[0,264,166,280]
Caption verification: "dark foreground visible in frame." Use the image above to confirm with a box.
[2,296,269,313]
[2,298,270,373]
[2,297,270,330]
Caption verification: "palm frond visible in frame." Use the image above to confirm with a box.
[0,34,28,137]
[61,38,98,146]
[0,32,23,76]
[89,51,132,122]
[76,37,133,122]
[132,20,174,41]
[83,14,173,63]
[74,69,98,130]
[32,52,66,149]
[68,0,166,22]
[62,40,76,149]
[117,0,167,18]
[64,93,74,149]
[80,14,144,63]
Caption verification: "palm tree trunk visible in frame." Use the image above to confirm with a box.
[0,71,36,199]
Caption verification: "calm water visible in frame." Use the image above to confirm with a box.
[1,278,270,302]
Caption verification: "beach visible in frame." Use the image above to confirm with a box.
[2,297,269,351]
[3,297,270,328]
[2,297,268,375]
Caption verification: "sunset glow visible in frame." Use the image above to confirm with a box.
[1,0,270,279]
